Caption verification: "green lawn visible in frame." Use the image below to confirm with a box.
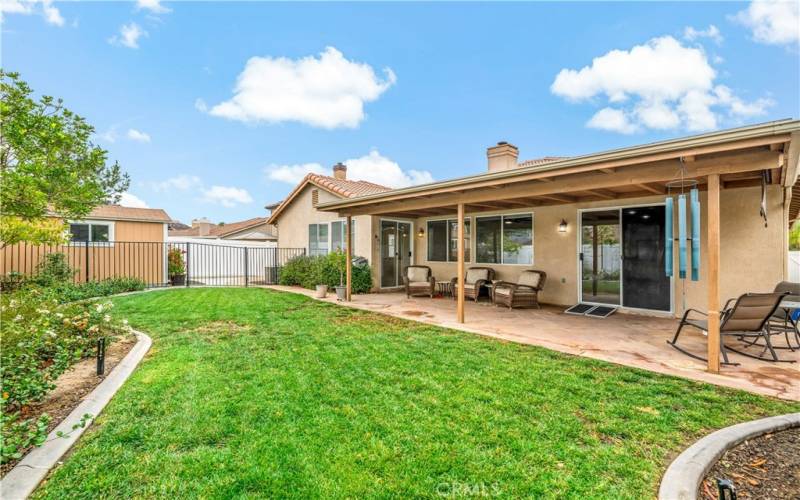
[35,288,798,498]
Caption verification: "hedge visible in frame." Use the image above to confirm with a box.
[279,252,372,293]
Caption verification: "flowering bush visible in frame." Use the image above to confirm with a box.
[167,247,186,277]
[0,288,130,463]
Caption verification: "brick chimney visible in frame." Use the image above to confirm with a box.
[332,162,347,180]
[487,142,519,172]
[191,217,212,236]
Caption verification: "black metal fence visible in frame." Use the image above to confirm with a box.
[0,240,306,288]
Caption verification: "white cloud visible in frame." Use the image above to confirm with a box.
[135,0,170,14]
[98,127,118,143]
[151,174,202,192]
[205,46,396,129]
[119,192,149,208]
[265,163,323,185]
[201,186,254,207]
[194,98,208,112]
[109,22,147,49]
[587,108,639,134]
[1,0,63,26]
[126,128,151,143]
[550,36,773,133]
[733,0,800,46]
[683,25,723,44]
[265,150,434,189]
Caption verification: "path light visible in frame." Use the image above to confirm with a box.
[558,219,568,233]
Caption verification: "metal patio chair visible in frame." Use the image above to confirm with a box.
[668,292,790,365]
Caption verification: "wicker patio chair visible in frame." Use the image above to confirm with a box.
[450,267,495,302]
[492,270,547,309]
[403,265,435,298]
[667,291,790,365]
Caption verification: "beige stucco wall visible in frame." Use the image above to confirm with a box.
[274,185,374,270]
[408,185,786,317]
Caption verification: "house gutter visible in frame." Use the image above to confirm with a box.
[318,119,800,211]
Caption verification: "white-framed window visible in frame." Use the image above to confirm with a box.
[427,218,470,262]
[475,213,533,265]
[68,220,114,245]
[308,220,355,256]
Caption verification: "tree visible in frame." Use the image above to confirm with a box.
[0,70,129,246]
[790,221,800,251]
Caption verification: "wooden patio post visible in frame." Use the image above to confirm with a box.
[457,203,465,323]
[706,174,721,373]
[346,215,352,302]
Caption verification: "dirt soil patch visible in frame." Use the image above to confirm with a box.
[700,427,800,500]
[1,335,137,477]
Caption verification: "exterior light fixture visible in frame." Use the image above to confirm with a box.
[417,228,425,238]
[558,219,568,233]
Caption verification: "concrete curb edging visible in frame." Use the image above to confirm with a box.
[658,412,800,500]
[0,330,152,500]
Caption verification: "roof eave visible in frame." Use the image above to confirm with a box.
[319,119,800,211]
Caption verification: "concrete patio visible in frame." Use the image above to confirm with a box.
[269,286,799,401]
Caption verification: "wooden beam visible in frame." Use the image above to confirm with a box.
[707,174,721,373]
[681,155,696,163]
[537,194,577,203]
[345,215,352,302]
[637,183,664,194]
[600,168,616,174]
[457,203,465,324]
[583,189,617,200]
[336,151,779,216]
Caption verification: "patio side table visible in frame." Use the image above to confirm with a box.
[436,281,452,298]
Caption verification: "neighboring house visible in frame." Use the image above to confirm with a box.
[1,204,173,284]
[316,119,800,317]
[266,162,391,269]
[168,217,277,245]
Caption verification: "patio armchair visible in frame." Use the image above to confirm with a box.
[403,265,436,298]
[492,270,547,309]
[667,291,790,365]
[450,267,495,302]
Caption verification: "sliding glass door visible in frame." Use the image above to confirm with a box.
[380,220,412,288]
[580,210,621,305]
[579,205,671,312]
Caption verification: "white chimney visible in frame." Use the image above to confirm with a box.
[487,142,519,172]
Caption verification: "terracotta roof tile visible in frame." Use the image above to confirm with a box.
[517,157,567,168]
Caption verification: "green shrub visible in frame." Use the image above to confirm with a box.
[30,253,76,286]
[279,252,372,293]
[48,277,147,303]
[0,288,129,463]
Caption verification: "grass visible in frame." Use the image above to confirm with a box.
[35,288,799,498]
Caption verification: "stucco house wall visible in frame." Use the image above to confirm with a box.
[409,184,785,316]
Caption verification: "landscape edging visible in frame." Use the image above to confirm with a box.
[658,412,800,500]
[0,330,153,500]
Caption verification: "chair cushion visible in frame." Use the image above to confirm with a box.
[463,283,476,291]
[409,281,431,288]
[465,268,489,284]
[495,287,535,297]
[518,271,541,289]
[407,267,429,282]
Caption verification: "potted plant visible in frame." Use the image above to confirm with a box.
[168,247,187,286]
[334,267,347,301]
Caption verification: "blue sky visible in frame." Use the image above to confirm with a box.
[2,1,799,224]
